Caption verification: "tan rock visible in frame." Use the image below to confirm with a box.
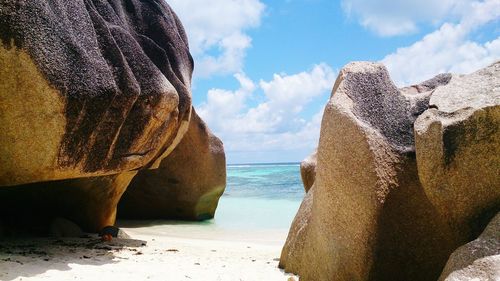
[415,61,500,243]
[0,1,195,233]
[440,212,500,281]
[279,186,314,272]
[118,109,226,220]
[300,151,317,192]
[0,46,67,186]
[0,0,193,186]
[280,62,455,281]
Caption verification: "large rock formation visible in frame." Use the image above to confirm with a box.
[415,62,500,241]
[0,0,193,186]
[439,212,500,281]
[118,109,226,220]
[0,1,226,233]
[300,151,317,192]
[280,61,499,281]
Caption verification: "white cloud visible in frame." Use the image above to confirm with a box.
[260,65,335,114]
[341,0,473,36]
[197,64,336,154]
[168,0,265,77]
[197,73,256,130]
[382,0,500,85]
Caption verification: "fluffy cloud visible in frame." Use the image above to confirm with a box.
[382,0,500,85]
[197,73,256,131]
[197,64,336,155]
[341,0,473,36]
[167,0,265,77]
[383,28,500,86]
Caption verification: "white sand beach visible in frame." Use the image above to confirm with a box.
[0,220,297,281]
[0,186,302,281]
[0,161,304,281]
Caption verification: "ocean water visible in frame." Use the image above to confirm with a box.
[120,163,305,243]
[215,163,305,230]
[223,163,305,201]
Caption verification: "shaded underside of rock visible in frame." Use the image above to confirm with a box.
[0,0,193,186]
[118,109,226,220]
[439,212,500,281]
[0,171,137,233]
[280,62,460,281]
[300,151,317,192]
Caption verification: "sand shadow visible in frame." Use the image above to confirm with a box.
[0,237,146,281]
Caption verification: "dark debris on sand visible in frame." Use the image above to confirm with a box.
[0,237,147,265]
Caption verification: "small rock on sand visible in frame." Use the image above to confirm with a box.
[49,218,83,238]
[99,226,131,239]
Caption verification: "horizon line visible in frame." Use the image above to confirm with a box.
[227,161,301,166]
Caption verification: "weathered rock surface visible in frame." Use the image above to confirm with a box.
[300,151,317,192]
[0,0,193,187]
[0,1,210,233]
[440,212,500,281]
[279,61,498,281]
[415,62,500,242]
[118,109,226,220]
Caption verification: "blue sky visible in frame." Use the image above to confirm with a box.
[168,0,500,164]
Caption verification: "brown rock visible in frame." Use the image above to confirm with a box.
[280,62,455,281]
[0,0,193,187]
[300,151,317,192]
[0,1,195,233]
[118,109,226,220]
[439,212,500,281]
[415,61,500,243]
[279,186,314,272]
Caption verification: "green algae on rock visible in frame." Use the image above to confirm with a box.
[119,109,227,221]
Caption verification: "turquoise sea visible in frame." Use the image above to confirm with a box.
[120,163,304,243]
[224,163,305,201]
[215,163,305,230]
